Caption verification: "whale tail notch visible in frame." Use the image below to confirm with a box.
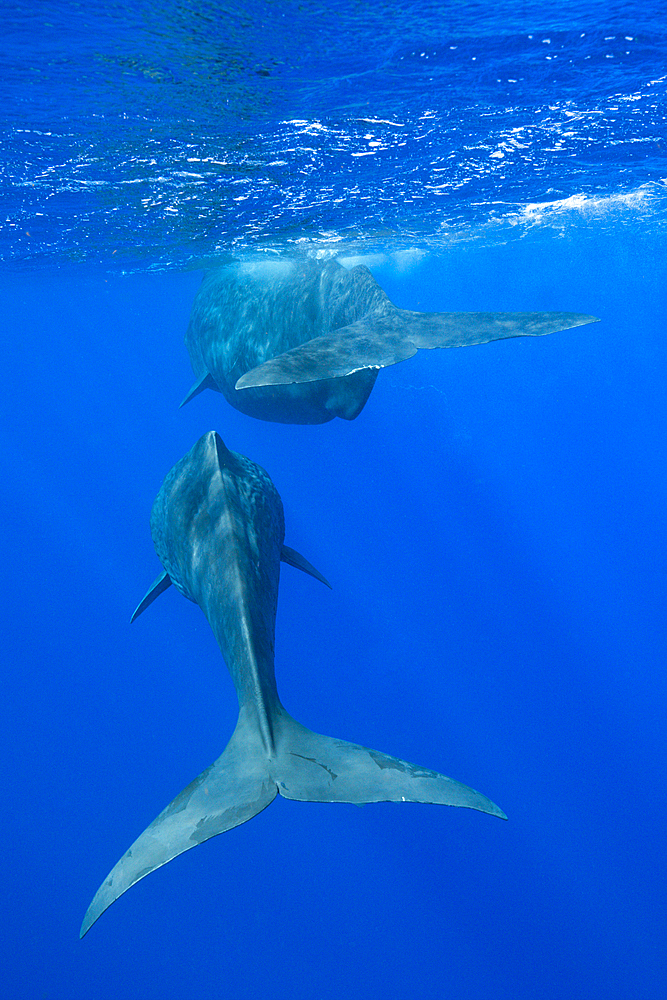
[80,709,506,938]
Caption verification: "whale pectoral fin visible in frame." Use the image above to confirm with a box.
[281,544,332,589]
[80,722,277,937]
[235,310,599,387]
[275,716,506,819]
[130,570,172,623]
[179,370,218,408]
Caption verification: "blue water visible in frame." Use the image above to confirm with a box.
[1,2,666,998]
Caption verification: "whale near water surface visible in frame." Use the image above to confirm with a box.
[181,257,599,424]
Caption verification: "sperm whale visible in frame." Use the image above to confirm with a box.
[80,431,506,936]
[180,257,598,423]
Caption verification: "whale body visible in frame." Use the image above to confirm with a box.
[80,431,506,936]
[181,257,599,424]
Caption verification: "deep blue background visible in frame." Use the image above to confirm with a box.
[2,224,666,999]
[2,1,667,997]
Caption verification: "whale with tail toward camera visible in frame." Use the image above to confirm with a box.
[181,257,599,424]
[80,431,506,937]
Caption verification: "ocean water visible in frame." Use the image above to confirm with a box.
[1,2,666,998]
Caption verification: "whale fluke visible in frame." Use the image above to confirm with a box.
[80,709,278,939]
[80,706,504,938]
[80,431,505,938]
[236,310,600,388]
